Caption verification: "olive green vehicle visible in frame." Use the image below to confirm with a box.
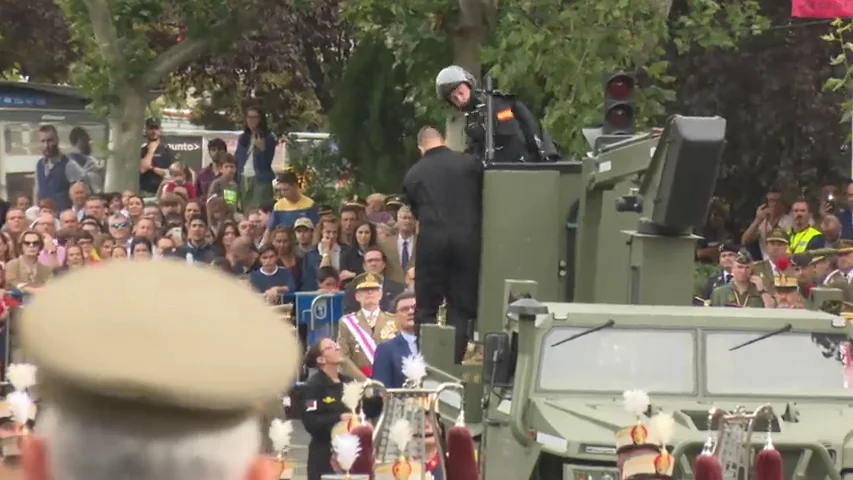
[417,116,853,479]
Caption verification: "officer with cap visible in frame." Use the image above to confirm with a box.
[337,272,397,381]
[709,251,774,307]
[777,254,809,308]
[403,126,482,363]
[435,65,560,163]
[384,194,405,219]
[701,242,739,300]
[823,239,853,301]
[139,117,175,196]
[16,260,302,480]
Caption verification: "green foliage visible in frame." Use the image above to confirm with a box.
[485,0,768,155]
[328,35,422,193]
[285,139,354,206]
[56,0,255,114]
[345,0,767,157]
[343,0,452,121]
[173,0,352,134]
[822,18,853,126]
[0,0,76,82]
[694,262,719,297]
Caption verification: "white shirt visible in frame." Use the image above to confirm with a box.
[397,233,414,266]
[401,331,417,355]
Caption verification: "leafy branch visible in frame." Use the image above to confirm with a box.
[821,18,853,125]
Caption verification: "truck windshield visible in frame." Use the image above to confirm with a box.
[705,331,853,397]
[538,328,695,393]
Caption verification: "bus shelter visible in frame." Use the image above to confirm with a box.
[0,81,107,200]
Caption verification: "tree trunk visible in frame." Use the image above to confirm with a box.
[104,86,147,192]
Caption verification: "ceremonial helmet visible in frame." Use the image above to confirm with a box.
[435,65,477,101]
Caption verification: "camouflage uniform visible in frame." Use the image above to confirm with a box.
[710,251,766,307]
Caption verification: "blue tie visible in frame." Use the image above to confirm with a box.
[401,240,410,271]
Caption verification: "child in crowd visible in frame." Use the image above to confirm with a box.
[207,152,240,213]
[161,161,198,199]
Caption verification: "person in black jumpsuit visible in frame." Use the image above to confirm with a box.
[402,127,483,363]
[434,65,561,163]
[301,338,354,480]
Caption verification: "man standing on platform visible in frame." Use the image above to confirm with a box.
[403,126,483,363]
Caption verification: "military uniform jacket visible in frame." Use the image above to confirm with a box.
[302,371,354,480]
[823,269,853,302]
[337,310,397,380]
[710,282,765,307]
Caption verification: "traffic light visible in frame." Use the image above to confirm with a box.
[603,72,636,135]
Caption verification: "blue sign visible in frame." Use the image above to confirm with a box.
[295,291,344,346]
[0,95,47,107]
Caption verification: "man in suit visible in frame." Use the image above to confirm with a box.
[337,272,398,381]
[343,246,405,313]
[379,205,418,284]
[373,291,417,389]
[702,242,739,300]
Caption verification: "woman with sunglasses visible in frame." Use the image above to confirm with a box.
[4,229,52,296]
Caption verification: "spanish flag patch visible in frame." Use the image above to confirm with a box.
[496,108,514,122]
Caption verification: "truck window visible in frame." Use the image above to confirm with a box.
[538,328,695,394]
[705,331,853,397]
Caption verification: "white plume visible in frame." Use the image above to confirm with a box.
[650,411,675,445]
[6,364,37,391]
[342,381,363,412]
[622,390,650,417]
[332,433,361,472]
[390,418,413,455]
[7,391,32,425]
[402,353,427,385]
[268,418,294,453]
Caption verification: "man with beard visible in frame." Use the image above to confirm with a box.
[788,198,824,254]
[139,118,175,197]
[67,126,104,192]
[34,125,87,211]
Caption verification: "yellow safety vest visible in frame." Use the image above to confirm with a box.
[788,227,821,254]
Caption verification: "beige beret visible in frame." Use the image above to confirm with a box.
[20,260,301,417]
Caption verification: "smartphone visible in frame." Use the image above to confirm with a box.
[170,227,183,243]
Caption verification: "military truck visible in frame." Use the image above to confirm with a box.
[418,115,853,479]
[476,285,851,479]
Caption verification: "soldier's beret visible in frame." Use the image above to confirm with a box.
[735,251,753,265]
[21,261,302,419]
[718,242,739,254]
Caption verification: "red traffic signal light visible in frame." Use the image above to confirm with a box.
[606,75,635,100]
[603,72,636,135]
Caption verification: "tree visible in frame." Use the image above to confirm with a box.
[0,0,76,82]
[171,0,352,134]
[327,35,421,192]
[57,0,267,191]
[346,0,765,154]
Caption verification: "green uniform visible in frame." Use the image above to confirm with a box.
[710,282,765,308]
[822,270,853,302]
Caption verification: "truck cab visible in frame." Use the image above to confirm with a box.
[455,288,853,480]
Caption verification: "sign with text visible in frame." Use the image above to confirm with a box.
[163,135,203,170]
[792,0,853,17]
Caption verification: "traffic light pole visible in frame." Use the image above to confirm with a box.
[484,75,496,164]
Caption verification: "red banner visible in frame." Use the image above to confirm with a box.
[792,0,853,18]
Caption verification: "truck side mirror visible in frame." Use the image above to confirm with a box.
[483,332,512,387]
